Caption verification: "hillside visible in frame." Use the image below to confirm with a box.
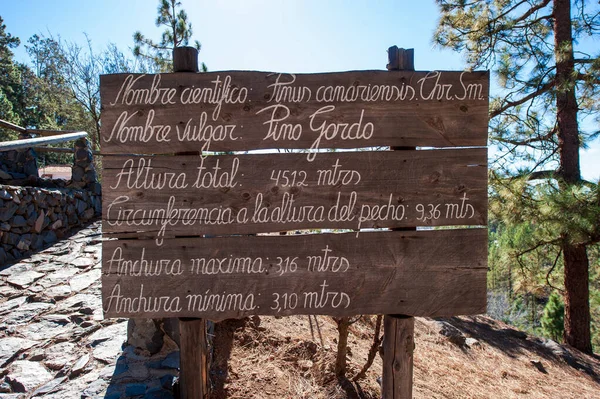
[208,314,600,399]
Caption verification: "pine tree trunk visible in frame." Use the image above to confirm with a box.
[553,0,592,354]
[335,317,350,378]
[562,242,591,352]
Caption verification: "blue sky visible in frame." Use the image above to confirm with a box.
[2,0,598,180]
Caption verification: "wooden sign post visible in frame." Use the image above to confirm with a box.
[384,46,416,399]
[171,47,209,399]
[99,47,489,398]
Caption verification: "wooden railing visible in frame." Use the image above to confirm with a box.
[0,119,90,153]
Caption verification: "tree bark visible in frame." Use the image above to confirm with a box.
[553,0,592,354]
[335,317,350,379]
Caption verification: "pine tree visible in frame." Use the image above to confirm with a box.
[0,16,23,140]
[542,292,565,342]
[133,0,206,72]
[435,0,600,353]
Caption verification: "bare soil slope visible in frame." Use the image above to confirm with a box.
[208,315,600,399]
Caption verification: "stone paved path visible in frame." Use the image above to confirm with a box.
[0,221,178,399]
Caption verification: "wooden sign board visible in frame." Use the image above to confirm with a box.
[102,149,487,240]
[99,70,488,154]
[100,69,489,320]
[102,230,486,320]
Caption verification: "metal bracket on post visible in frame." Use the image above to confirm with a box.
[383,45,416,399]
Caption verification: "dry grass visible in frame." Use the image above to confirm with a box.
[207,315,600,399]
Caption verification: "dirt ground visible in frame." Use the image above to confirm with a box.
[206,315,600,399]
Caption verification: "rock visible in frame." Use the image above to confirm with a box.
[0,296,28,315]
[145,389,174,399]
[89,322,128,346]
[82,378,108,398]
[161,352,179,369]
[38,267,79,288]
[43,342,78,370]
[542,339,575,365]
[81,207,95,220]
[125,384,147,396]
[71,166,84,182]
[435,321,466,347]
[6,270,43,288]
[28,347,46,361]
[18,320,70,341]
[50,220,62,230]
[0,285,18,298]
[1,232,18,247]
[69,269,101,292]
[530,359,547,373]
[128,319,165,355]
[93,338,124,363]
[0,169,12,179]
[3,302,52,325]
[70,354,90,377]
[34,210,45,233]
[0,189,12,200]
[30,234,44,251]
[0,202,18,222]
[5,360,52,393]
[41,230,57,244]
[16,237,30,251]
[160,374,176,389]
[31,376,67,397]
[70,257,95,268]
[44,285,72,300]
[0,381,11,393]
[0,337,37,367]
[58,293,101,312]
[465,337,482,349]
[11,215,26,227]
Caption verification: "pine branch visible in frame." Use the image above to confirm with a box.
[527,170,558,180]
[492,127,556,147]
[490,79,555,118]
[509,0,552,25]
[573,58,599,64]
[545,249,564,293]
[576,72,600,85]
[494,0,530,23]
[513,14,553,28]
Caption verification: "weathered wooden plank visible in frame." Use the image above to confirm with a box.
[99,70,489,154]
[101,149,487,240]
[382,315,414,399]
[178,318,208,399]
[101,229,487,320]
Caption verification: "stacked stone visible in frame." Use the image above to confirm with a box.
[0,185,101,265]
[0,143,38,183]
[71,138,101,195]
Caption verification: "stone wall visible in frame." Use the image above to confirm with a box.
[0,138,100,196]
[0,185,101,265]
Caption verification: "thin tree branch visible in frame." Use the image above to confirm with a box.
[510,0,552,25]
[352,315,383,382]
[546,249,564,293]
[490,79,556,118]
